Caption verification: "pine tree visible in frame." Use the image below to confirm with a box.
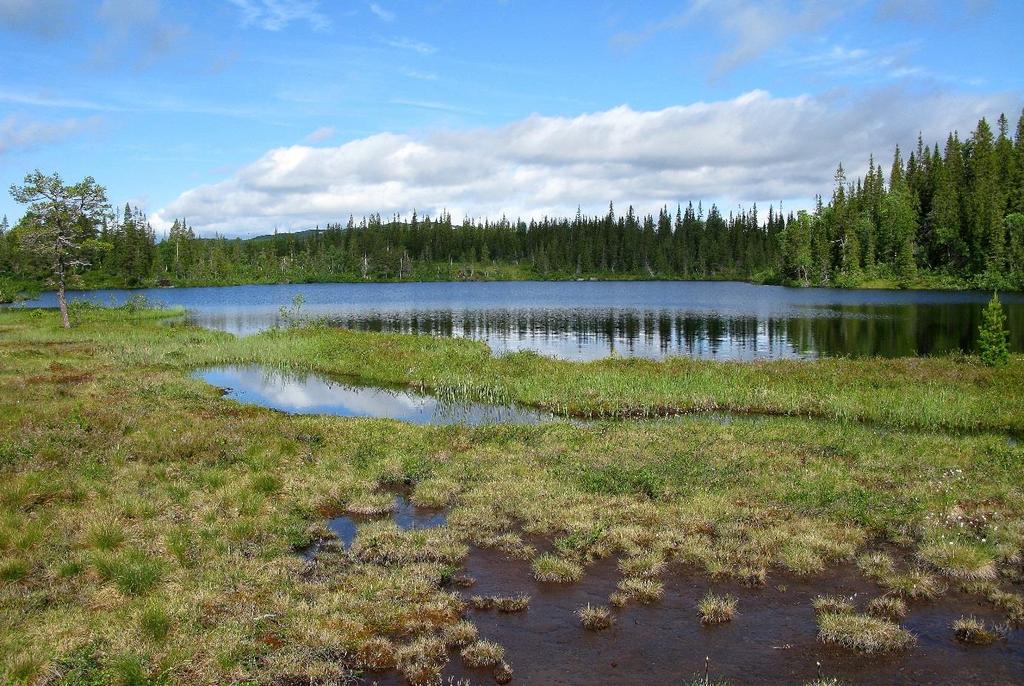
[978,292,1010,367]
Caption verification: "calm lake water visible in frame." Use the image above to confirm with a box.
[197,365,553,424]
[18,281,1024,360]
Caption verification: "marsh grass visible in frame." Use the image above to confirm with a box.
[952,616,1002,644]
[698,591,738,624]
[492,595,531,613]
[615,576,663,604]
[460,640,505,668]
[883,568,946,599]
[817,612,916,653]
[866,595,907,620]
[577,604,614,630]
[918,540,998,580]
[532,553,584,583]
[1,306,1022,684]
[813,594,856,615]
[395,636,448,686]
[442,620,478,648]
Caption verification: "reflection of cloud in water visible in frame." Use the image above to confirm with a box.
[197,365,547,425]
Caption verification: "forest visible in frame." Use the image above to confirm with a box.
[1,111,1023,299]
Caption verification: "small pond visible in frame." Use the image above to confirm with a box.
[196,365,555,425]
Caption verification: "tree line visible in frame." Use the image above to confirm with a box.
[2,109,1022,301]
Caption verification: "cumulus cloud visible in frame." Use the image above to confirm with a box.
[227,0,329,31]
[152,89,1020,236]
[0,115,102,154]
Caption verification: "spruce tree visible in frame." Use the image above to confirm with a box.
[978,292,1010,367]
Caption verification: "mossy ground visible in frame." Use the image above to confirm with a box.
[1,306,1022,684]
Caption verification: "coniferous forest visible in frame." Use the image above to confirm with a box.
[2,111,1023,298]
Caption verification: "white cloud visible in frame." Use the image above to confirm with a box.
[0,115,102,154]
[614,0,840,78]
[368,3,394,22]
[151,89,1020,236]
[227,0,329,31]
[385,37,436,55]
[304,125,336,143]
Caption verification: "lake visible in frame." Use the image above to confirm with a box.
[17,281,1024,361]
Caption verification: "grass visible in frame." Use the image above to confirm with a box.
[0,305,1021,684]
[531,553,584,583]
[460,639,505,667]
[952,616,1002,644]
[698,591,738,624]
[866,595,907,620]
[817,612,916,653]
[577,604,615,630]
[813,594,855,615]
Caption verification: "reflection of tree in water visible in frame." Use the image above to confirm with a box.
[234,301,1023,360]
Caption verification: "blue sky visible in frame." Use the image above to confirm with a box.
[0,0,1022,236]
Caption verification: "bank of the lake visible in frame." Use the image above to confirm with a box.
[1,304,1022,685]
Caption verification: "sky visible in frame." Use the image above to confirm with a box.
[0,0,1022,237]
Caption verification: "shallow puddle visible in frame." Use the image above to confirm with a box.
[433,550,1024,686]
[196,365,555,425]
[301,490,447,558]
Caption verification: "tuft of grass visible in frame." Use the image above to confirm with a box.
[531,553,583,583]
[346,492,396,515]
[857,551,896,580]
[493,660,514,684]
[812,594,855,615]
[395,636,448,686]
[411,478,459,508]
[139,601,172,642]
[460,640,505,668]
[698,591,738,624]
[355,636,396,671]
[618,552,666,579]
[85,519,126,551]
[250,472,282,495]
[866,595,907,620]
[918,540,997,580]
[616,576,663,604]
[577,604,614,630]
[92,548,165,596]
[442,620,478,648]
[0,557,29,583]
[817,612,916,653]
[883,568,945,599]
[469,595,494,611]
[492,594,530,613]
[952,616,1001,644]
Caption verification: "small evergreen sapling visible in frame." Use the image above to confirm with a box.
[978,293,1010,367]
